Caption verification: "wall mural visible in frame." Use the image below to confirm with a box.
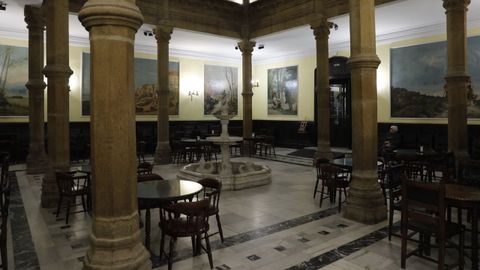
[204,64,238,115]
[267,65,298,115]
[0,45,28,116]
[82,53,179,116]
[390,35,480,118]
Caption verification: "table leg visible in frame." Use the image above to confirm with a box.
[472,207,478,270]
[145,208,151,251]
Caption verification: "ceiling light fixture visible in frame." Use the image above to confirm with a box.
[0,2,6,11]
[143,30,153,37]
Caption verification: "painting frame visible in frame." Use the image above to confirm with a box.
[267,65,298,116]
[203,64,238,116]
[0,45,29,117]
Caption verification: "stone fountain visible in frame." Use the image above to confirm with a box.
[177,105,271,190]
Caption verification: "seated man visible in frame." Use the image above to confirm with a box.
[384,125,401,151]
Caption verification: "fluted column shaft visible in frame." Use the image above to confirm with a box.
[238,40,255,138]
[154,24,173,164]
[444,0,470,159]
[311,18,332,160]
[343,0,386,224]
[25,5,48,174]
[79,0,150,269]
[41,0,72,207]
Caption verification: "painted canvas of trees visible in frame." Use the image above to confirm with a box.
[391,35,480,118]
[0,45,28,116]
[81,53,180,116]
[204,65,238,115]
[267,65,298,115]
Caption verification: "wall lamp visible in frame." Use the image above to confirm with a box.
[188,91,199,101]
[251,79,259,88]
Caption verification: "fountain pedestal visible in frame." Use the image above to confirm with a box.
[178,112,271,190]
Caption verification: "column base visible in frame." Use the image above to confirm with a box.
[343,174,387,224]
[26,150,48,175]
[41,169,59,208]
[154,141,171,164]
[84,213,151,270]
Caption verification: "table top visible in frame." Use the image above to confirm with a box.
[331,158,352,168]
[446,184,480,203]
[137,179,203,202]
[394,148,438,157]
[70,165,91,173]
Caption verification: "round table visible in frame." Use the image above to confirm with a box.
[330,158,383,170]
[137,179,203,251]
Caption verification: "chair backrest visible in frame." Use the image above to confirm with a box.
[319,164,348,184]
[197,178,221,212]
[160,197,211,233]
[315,158,329,178]
[458,159,480,187]
[55,171,90,195]
[137,162,153,175]
[401,176,446,232]
[382,164,405,189]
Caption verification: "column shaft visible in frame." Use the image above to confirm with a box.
[444,0,470,159]
[311,18,332,160]
[343,0,387,224]
[154,24,173,164]
[79,0,150,268]
[238,40,255,138]
[25,5,48,174]
[42,0,72,207]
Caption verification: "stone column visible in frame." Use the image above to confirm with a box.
[25,5,48,175]
[444,0,470,160]
[79,1,150,269]
[343,0,386,224]
[154,24,173,164]
[41,0,72,208]
[311,17,332,160]
[238,40,255,139]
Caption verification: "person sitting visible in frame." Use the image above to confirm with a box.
[384,125,401,151]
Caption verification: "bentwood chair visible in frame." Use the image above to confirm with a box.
[55,171,91,224]
[379,164,405,240]
[400,176,464,270]
[159,198,213,270]
[318,164,350,212]
[313,158,329,198]
[197,178,224,242]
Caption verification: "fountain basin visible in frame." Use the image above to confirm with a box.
[177,161,271,190]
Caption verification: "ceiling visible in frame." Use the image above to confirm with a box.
[1,0,480,63]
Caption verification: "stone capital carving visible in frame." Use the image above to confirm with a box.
[24,5,45,30]
[43,64,73,78]
[443,0,470,11]
[310,17,333,39]
[237,40,256,55]
[154,24,174,43]
[79,0,144,32]
[347,55,381,70]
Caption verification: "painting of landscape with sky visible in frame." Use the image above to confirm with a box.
[0,45,28,116]
[391,36,480,118]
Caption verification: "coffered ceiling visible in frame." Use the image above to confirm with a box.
[1,0,480,63]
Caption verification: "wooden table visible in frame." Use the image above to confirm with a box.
[330,158,383,170]
[446,184,480,270]
[137,179,203,252]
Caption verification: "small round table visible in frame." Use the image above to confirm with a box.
[137,179,203,251]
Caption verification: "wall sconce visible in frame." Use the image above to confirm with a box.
[188,90,199,101]
[251,79,259,88]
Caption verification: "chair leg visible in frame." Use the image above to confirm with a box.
[204,232,213,269]
[65,197,72,225]
[81,195,86,212]
[401,224,407,268]
[319,183,326,207]
[215,213,224,243]
[438,236,445,270]
[459,228,464,270]
[0,225,7,270]
[338,188,342,213]
[168,236,176,270]
[191,236,196,256]
[56,195,63,217]
[313,179,320,199]
[388,204,394,241]
[159,232,165,261]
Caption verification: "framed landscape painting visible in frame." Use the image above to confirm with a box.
[204,65,238,115]
[390,35,480,118]
[82,53,180,116]
[0,45,28,116]
[267,65,298,115]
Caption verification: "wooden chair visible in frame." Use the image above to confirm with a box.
[197,178,224,242]
[55,171,91,224]
[318,164,350,212]
[313,158,329,198]
[401,176,464,270]
[379,164,405,240]
[159,198,213,270]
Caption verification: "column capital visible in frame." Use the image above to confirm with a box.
[154,23,174,43]
[310,17,334,39]
[237,40,256,55]
[443,0,470,11]
[79,0,144,32]
[24,5,45,29]
[347,55,381,70]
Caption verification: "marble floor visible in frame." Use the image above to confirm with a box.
[5,147,474,269]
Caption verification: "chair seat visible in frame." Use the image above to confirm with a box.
[408,220,462,237]
[161,218,209,237]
